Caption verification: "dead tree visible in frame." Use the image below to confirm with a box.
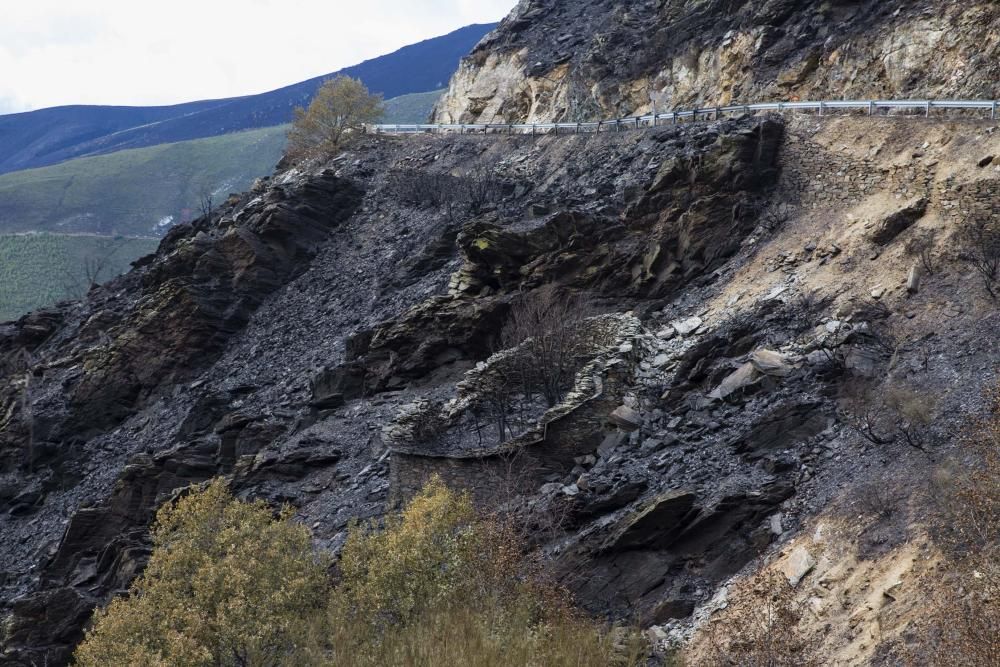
[61,237,127,298]
[500,285,592,408]
[956,216,1000,298]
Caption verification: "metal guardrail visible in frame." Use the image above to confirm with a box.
[369,99,1000,135]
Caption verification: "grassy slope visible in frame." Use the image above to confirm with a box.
[0,90,443,238]
[0,126,289,237]
[381,89,443,124]
[0,233,159,321]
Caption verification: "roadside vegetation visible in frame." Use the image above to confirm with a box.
[286,76,385,161]
[75,477,644,666]
[0,233,157,321]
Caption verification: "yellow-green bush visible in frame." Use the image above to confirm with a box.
[76,476,644,667]
[74,479,328,666]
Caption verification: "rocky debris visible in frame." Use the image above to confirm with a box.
[2,79,999,663]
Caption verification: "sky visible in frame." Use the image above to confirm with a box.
[0,0,514,114]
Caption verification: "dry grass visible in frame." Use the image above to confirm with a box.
[687,570,820,667]
[910,385,1000,665]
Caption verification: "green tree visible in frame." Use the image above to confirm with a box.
[74,476,643,667]
[314,476,646,666]
[74,479,329,667]
[286,75,384,160]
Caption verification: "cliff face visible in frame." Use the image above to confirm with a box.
[3,3,1000,665]
[435,0,1000,123]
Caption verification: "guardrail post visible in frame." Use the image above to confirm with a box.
[994,101,998,120]
[715,106,721,120]
[576,122,581,134]
[634,117,640,129]
[868,101,874,116]
[672,112,677,125]
[926,101,932,117]
[532,124,536,136]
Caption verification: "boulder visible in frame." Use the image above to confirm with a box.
[781,546,816,587]
[844,346,881,377]
[708,362,760,401]
[609,405,643,431]
[906,264,921,294]
[869,199,927,245]
[749,349,796,377]
[603,490,699,551]
[671,316,703,336]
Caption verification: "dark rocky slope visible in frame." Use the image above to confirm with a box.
[2,110,998,665]
[0,117,781,663]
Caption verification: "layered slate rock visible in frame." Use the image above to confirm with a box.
[0,171,362,664]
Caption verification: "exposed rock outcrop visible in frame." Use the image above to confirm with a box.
[436,1,1000,124]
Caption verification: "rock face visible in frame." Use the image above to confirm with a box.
[0,117,782,664]
[435,1,1000,124]
[3,26,1000,665]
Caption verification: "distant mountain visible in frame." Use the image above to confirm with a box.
[0,23,494,175]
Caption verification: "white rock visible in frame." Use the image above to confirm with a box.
[781,546,816,587]
[652,353,671,367]
[672,316,703,336]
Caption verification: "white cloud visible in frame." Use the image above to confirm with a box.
[0,0,513,113]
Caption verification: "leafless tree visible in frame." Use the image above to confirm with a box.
[839,381,936,459]
[501,285,593,408]
[904,228,938,275]
[197,185,216,222]
[61,237,127,298]
[956,216,1000,299]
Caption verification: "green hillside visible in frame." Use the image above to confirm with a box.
[382,89,443,124]
[0,233,159,321]
[0,126,288,238]
[0,90,443,239]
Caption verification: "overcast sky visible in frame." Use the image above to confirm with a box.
[0,0,514,114]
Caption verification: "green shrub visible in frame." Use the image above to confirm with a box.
[75,477,644,666]
[74,479,329,666]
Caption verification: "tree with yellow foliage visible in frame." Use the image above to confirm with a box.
[74,479,328,667]
[76,476,644,667]
[286,75,384,160]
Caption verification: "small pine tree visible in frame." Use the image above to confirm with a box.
[286,75,384,160]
